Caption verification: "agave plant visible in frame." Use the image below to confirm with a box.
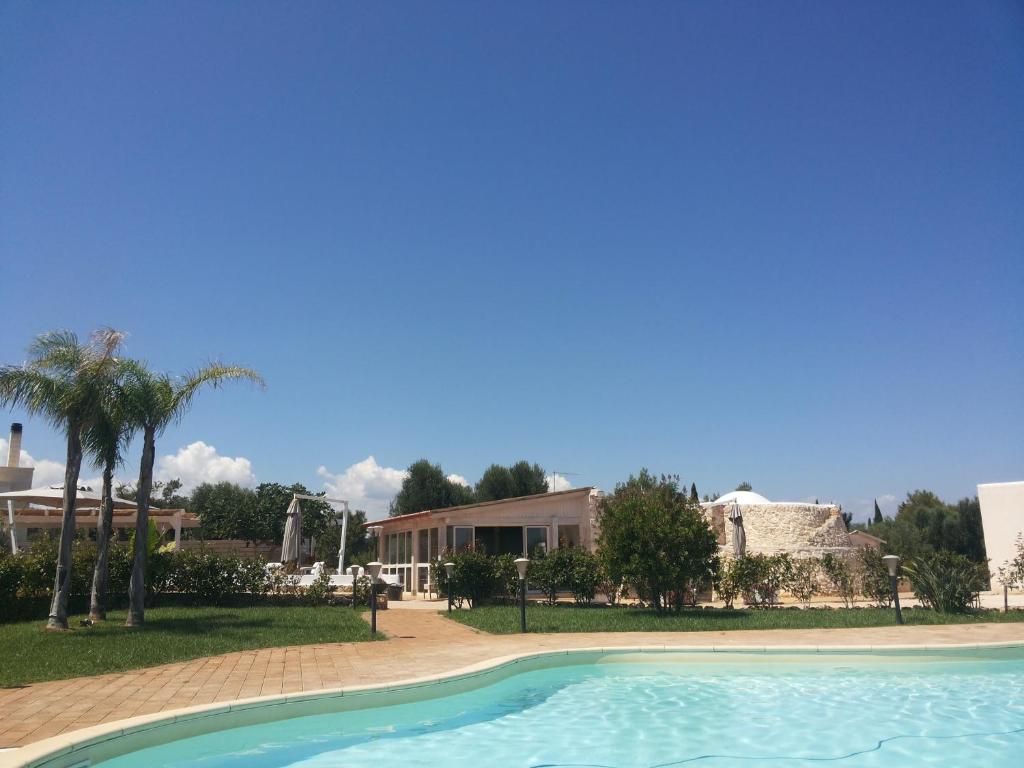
[903,551,985,613]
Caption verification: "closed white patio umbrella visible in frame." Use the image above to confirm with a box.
[280,497,302,566]
[730,501,746,557]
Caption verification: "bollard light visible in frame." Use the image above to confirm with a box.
[367,561,383,635]
[349,565,360,610]
[881,555,904,625]
[514,557,529,633]
[444,562,456,613]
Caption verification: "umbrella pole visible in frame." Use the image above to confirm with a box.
[337,504,349,574]
[6,500,16,554]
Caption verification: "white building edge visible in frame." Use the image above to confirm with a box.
[978,480,1024,589]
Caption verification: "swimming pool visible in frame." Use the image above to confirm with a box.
[11,647,1024,768]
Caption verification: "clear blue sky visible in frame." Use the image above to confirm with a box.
[2,2,1022,519]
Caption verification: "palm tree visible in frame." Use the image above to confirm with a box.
[0,329,126,630]
[84,373,134,621]
[122,362,263,627]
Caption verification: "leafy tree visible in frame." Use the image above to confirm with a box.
[475,460,548,501]
[509,460,548,496]
[116,478,188,509]
[314,508,371,567]
[254,482,334,543]
[190,482,259,540]
[735,481,753,492]
[859,490,988,567]
[873,499,883,525]
[475,464,515,502]
[392,459,474,515]
[596,470,719,614]
[841,510,853,528]
[0,329,126,630]
[120,360,263,627]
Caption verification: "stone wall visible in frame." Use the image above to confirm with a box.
[702,502,855,559]
[177,539,282,560]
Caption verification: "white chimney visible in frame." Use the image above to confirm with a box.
[7,423,22,468]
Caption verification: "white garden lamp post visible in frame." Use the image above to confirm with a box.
[367,561,383,635]
[882,555,904,625]
[515,557,530,633]
[349,565,360,610]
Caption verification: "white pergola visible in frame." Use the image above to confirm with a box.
[291,493,351,573]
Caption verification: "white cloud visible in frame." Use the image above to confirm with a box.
[155,441,256,492]
[318,457,408,516]
[447,473,471,487]
[547,474,574,492]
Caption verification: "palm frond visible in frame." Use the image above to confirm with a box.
[166,363,265,427]
[0,366,74,430]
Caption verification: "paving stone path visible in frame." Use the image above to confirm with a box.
[1,607,1022,749]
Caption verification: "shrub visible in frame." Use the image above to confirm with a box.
[596,471,719,614]
[997,532,1024,589]
[169,551,240,605]
[714,558,741,608]
[904,551,985,613]
[448,549,498,608]
[731,553,792,607]
[858,548,893,607]
[821,553,856,608]
[788,559,820,608]
[527,551,562,604]
[303,569,336,606]
[564,548,601,605]
[493,553,520,603]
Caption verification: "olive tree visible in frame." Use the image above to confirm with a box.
[596,470,718,614]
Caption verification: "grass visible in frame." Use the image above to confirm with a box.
[447,603,1024,635]
[0,605,375,688]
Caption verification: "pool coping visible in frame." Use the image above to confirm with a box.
[3,639,1022,768]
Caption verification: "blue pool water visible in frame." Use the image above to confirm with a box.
[98,649,1024,767]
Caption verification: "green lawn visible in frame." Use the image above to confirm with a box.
[448,604,1024,634]
[0,605,375,688]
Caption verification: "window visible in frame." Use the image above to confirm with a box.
[454,526,473,553]
[558,524,581,548]
[429,527,439,559]
[526,526,548,557]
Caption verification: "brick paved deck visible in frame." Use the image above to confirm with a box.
[1,607,1022,749]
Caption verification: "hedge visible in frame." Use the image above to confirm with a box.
[0,537,352,622]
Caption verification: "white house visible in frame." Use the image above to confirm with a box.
[364,487,602,596]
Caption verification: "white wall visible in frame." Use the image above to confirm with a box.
[978,481,1024,587]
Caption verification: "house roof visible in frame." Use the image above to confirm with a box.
[849,530,887,544]
[713,490,772,505]
[364,486,595,528]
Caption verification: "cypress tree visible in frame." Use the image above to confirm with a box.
[873,499,883,525]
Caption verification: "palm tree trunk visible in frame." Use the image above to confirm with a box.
[47,425,82,631]
[126,426,155,627]
[89,461,115,621]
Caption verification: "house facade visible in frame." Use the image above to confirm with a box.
[365,486,602,596]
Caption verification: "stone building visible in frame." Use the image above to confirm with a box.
[701,490,856,559]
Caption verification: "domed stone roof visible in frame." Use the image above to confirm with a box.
[714,490,771,505]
